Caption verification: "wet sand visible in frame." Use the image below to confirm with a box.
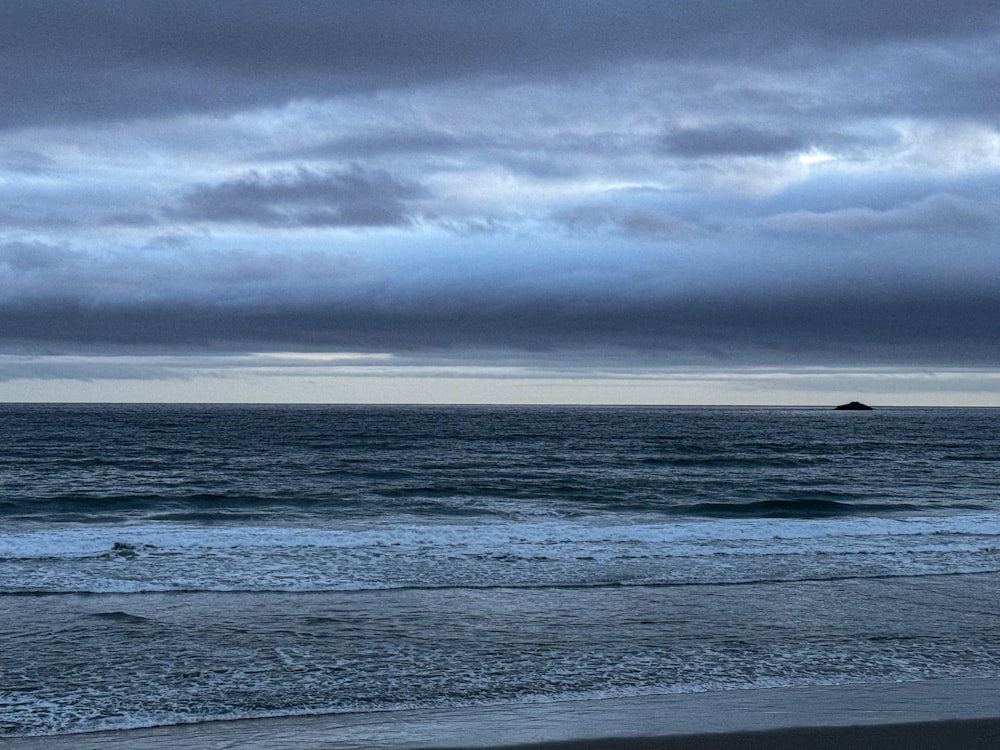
[5,678,999,749]
[483,718,1000,749]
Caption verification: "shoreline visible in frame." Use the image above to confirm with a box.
[5,677,1000,749]
[482,719,1000,750]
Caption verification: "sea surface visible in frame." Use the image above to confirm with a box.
[2,404,999,737]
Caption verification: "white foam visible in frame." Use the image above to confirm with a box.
[3,511,999,557]
[3,512,999,593]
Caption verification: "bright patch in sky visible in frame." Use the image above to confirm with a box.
[797,150,836,165]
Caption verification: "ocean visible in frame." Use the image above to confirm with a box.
[2,404,999,738]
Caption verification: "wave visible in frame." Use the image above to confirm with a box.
[88,610,152,623]
[0,492,523,525]
[5,568,1000,598]
[2,513,998,595]
[678,498,924,518]
[3,512,999,558]
[1,492,290,512]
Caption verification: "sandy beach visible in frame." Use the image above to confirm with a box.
[5,677,998,750]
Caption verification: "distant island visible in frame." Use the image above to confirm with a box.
[835,401,873,410]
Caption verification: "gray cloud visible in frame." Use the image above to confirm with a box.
[552,204,701,240]
[662,127,806,158]
[0,241,75,272]
[2,2,998,129]
[3,1,1000,393]
[2,281,997,367]
[2,236,998,368]
[286,130,476,160]
[0,149,57,173]
[281,129,654,182]
[168,167,427,227]
[762,194,1000,237]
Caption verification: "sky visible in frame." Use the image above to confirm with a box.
[2,1,999,405]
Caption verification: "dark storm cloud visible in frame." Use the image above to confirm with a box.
[2,1,999,129]
[168,167,427,228]
[2,235,998,367]
[2,275,998,367]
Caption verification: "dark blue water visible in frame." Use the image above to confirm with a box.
[2,405,999,736]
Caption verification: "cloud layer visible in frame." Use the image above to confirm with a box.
[2,1,999,391]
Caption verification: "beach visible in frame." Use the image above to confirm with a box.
[6,678,999,749]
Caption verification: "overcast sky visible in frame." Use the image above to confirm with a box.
[2,1,999,404]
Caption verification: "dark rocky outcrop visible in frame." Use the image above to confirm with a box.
[834,401,873,410]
